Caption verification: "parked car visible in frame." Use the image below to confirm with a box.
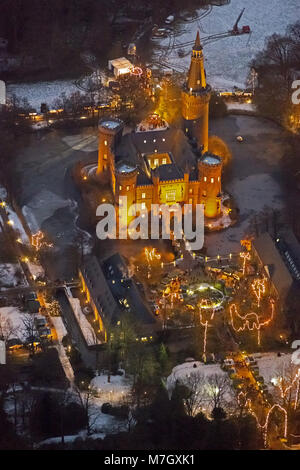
[245,355,257,366]
[34,315,47,329]
[224,358,235,367]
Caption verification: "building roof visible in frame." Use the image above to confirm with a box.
[108,57,133,71]
[156,163,183,181]
[193,31,203,51]
[252,232,294,299]
[80,255,120,327]
[137,171,153,186]
[115,128,196,171]
[80,253,155,328]
[276,230,300,282]
[102,253,155,325]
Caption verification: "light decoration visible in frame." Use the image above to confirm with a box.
[251,277,266,308]
[238,392,288,447]
[240,251,251,275]
[144,247,161,263]
[229,299,275,346]
[130,66,143,77]
[31,231,44,251]
[144,247,161,279]
[273,368,300,410]
[198,299,215,361]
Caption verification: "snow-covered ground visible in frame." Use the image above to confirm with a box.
[167,360,233,414]
[155,0,299,89]
[253,352,294,386]
[6,205,30,245]
[227,101,255,112]
[26,261,45,280]
[7,79,79,111]
[90,372,131,403]
[0,307,36,341]
[0,263,27,289]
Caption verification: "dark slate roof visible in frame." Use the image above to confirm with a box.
[137,171,153,186]
[131,128,174,154]
[156,163,183,181]
[252,232,294,299]
[276,230,300,282]
[102,253,155,325]
[80,255,120,327]
[115,128,196,171]
[81,253,155,327]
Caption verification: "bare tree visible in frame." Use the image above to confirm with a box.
[73,385,99,436]
[181,371,206,417]
[206,373,232,411]
[21,313,37,355]
[0,313,19,342]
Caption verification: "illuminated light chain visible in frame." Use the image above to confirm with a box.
[274,367,300,407]
[237,392,288,447]
[198,299,215,360]
[144,247,161,263]
[229,299,275,346]
[251,278,266,308]
[240,251,251,275]
[31,231,44,251]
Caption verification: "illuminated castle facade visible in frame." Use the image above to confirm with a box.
[97,33,222,220]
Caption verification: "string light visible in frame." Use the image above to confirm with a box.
[240,251,251,275]
[198,299,215,361]
[251,278,266,308]
[229,299,275,346]
[238,392,288,447]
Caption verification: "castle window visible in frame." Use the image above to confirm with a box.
[189,198,193,204]
[204,177,207,182]
[142,193,146,199]
[141,202,146,210]
[104,140,108,146]
[197,80,200,85]
[185,128,188,133]
[162,158,167,165]
[126,186,130,191]
[104,154,107,160]
[211,178,214,183]
[218,176,220,182]
[154,159,159,166]
[119,185,122,190]
[189,188,192,194]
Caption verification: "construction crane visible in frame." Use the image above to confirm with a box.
[167,8,251,50]
[153,9,251,73]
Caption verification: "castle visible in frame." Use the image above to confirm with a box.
[96,32,222,221]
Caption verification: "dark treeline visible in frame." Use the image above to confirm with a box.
[0,0,226,81]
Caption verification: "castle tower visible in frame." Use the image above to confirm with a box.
[115,162,138,230]
[97,118,124,185]
[198,153,222,218]
[182,31,211,152]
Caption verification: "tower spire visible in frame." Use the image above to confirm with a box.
[194,30,202,51]
[186,31,206,91]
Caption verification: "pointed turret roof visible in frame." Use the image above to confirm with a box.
[187,31,206,90]
[193,31,202,51]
